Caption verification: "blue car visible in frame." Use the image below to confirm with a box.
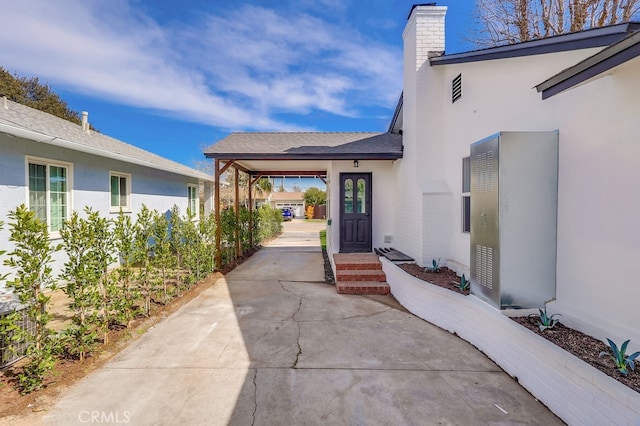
[281,208,293,221]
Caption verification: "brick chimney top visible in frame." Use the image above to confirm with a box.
[404,4,447,69]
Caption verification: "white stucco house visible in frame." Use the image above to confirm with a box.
[0,97,214,288]
[391,5,640,351]
[204,0,640,397]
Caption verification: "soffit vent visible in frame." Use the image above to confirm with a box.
[452,73,462,103]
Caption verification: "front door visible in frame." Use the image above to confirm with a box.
[340,173,372,252]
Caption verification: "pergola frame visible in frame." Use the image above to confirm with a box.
[213,158,327,268]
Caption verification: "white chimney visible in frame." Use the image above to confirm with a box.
[81,111,89,133]
[404,4,447,70]
[2,96,7,109]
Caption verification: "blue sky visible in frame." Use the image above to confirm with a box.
[1,0,477,176]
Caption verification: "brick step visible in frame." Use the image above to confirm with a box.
[333,253,382,271]
[337,281,390,295]
[336,270,387,282]
[335,262,383,271]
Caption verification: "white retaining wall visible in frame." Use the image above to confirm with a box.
[382,257,640,425]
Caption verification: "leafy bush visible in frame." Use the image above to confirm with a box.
[111,210,140,327]
[133,206,155,317]
[59,209,105,360]
[305,205,315,219]
[3,205,59,393]
[220,207,237,265]
[151,210,175,303]
[256,204,282,243]
[599,339,640,376]
[238,206,252,252]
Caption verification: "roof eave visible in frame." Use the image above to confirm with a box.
[388,92,404,133]
[430,22,640,66]
[0,122,213,182]
[204,152,403,160]
[536,30,640,99]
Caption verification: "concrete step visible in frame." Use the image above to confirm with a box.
[336,270,387,282]
[337,281,391,295]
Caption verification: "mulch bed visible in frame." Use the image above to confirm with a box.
[396,262,640,394]
[512,316,640,393]
[322,247,335,285]
[397,263,469,295]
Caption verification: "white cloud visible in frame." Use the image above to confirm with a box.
[0,0,402,131]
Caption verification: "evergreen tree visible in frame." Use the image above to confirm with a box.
[0,67,83,125]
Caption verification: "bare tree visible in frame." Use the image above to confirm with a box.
[472,0,640,47]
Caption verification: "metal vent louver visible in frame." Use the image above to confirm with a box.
[476,151,494,192]
[475,244,493,289]
[452,73,462,103]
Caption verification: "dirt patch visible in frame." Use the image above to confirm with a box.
[512,316,640,393]
[0,271,224,422]
[397,263,469,295]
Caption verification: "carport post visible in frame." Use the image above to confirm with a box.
[235,167,240,258]
[214,158,221,268]
[248,173,253,248]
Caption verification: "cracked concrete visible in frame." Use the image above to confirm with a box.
[279,280,304,369]
[40,220,562,425]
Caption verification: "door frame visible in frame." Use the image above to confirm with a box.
[339,172,372,253]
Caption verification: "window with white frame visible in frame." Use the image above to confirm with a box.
[110,172,130,211]
[187,184,198,218]
[27,158,71,233]
[462,156,470,233]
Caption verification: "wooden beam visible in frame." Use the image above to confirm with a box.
[249,170,327,177]
[218,159,251,175]
[214,158,221,269]
[218,160,235,176]
[231,162,251,174]
[319,177,327,184]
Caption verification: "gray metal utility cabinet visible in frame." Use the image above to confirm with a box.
[470,131,558,309]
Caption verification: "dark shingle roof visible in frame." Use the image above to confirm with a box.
[0,99,212,181]
[203,132,403,160]
[431,22,640,66]
[536,29,640,99]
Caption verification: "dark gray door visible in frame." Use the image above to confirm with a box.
[340,173,372,252]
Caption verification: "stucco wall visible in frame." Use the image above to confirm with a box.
[326,160,396,260]
[397,42,640,348]
[546,59,640,351]
[0,135,202,290]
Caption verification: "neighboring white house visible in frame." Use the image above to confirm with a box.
[269,191,305,217]
[203,5,640,352]
[0,98,214,288]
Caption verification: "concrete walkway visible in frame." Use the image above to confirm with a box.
[41,220,561,425]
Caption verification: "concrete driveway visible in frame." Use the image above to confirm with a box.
[42,220,561,425]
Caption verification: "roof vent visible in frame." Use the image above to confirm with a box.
[81,111,89,133]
